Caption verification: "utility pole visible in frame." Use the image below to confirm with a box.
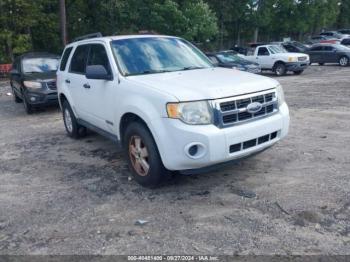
[59,0,67,46]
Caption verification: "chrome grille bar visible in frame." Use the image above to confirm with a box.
[213,89,279,128]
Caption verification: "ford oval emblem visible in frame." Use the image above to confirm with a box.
[247,102,263,114]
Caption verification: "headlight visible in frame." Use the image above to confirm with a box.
[166,101,213,125]
[23,81,42,89]
[276,84,285,107]
[288,57,297,62]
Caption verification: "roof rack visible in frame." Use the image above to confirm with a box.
[72,32,103,42]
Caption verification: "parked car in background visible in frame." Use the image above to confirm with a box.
[231,46,248,56]
[207,51,261,74]
[307,36,340,45]
[341,38,350,47]
[0,64,12,78]
[244,44,309,76]
[57,34,289,186]
[320,31,345,39]
[281,41,309,53]
[307,44,350,66]
[10,52,60,114]
[338,29,350,35]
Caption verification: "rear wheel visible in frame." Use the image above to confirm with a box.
[293,70,304,75]
[274,63,286,76]
[318,63,325,66]
[62,100,86,139]
[124,122,167,187]
[339,56,349,67]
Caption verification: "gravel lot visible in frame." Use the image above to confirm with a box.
[0,65,349,256]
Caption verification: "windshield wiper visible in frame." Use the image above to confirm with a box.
[181,66,207,71]
[125,69,172,76]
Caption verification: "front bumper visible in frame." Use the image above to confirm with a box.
[286,61,309,71]
[24,91,58,106]
[152,103,289,171]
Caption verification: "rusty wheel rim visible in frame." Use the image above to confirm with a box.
[128,135,150,177]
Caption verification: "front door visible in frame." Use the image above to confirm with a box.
[256,47,271,69]
[82,43,116,131]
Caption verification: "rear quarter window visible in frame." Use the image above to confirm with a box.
[60,47,73,71]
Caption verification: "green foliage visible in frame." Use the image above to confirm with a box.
[0,0,348,62]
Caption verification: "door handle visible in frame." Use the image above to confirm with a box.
[65,79,70,84]
[83,83,91,89]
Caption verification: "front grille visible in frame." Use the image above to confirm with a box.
[216,90,278,127]
[229,131,279,153]
[298,56,307,62]
[46,81,57,90]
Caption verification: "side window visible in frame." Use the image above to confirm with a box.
[311,46,322,51]
[87,44,112,75]
[324,46,334,51]
[60,47,73,71]
[258,47,269,56]
[69,45,89,74]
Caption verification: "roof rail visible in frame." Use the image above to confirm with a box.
[72,32,103,42]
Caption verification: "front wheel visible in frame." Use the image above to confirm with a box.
[124,122,168,187]
[293,70,304,75]
[274,63,286,76]
[11,86,22,103]
[22,92,33,114]
[62,100,86,139]
[339,56,349,67]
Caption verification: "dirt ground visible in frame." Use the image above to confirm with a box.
[0,65,349,256]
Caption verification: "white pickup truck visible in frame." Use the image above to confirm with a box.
[57,34,290,187]
[244,45,310,76]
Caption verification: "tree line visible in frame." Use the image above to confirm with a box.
[1,0,350,63]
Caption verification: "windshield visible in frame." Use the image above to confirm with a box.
[22,57,59,73]
[336,45,350,51]
[111,37,213,76]
[291,42,306,49]
[216,53,245,63]
[268,45,288,54]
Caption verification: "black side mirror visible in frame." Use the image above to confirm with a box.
[10,69,19,75]
[86,65,113,80]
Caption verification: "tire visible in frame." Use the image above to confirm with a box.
[11,85,22,103]
[339,56,349,67]
[318,63,324,66]
[124,122,168,187]
[274,63,286,76]
[293,70,304,75]
[22,91,33,114]
[62,100,86,139]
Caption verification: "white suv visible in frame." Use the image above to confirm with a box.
[57,34,290,187]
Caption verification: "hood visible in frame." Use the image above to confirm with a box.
[277,52,309,58]
[128,67,279,101]
[23,71,56,82]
